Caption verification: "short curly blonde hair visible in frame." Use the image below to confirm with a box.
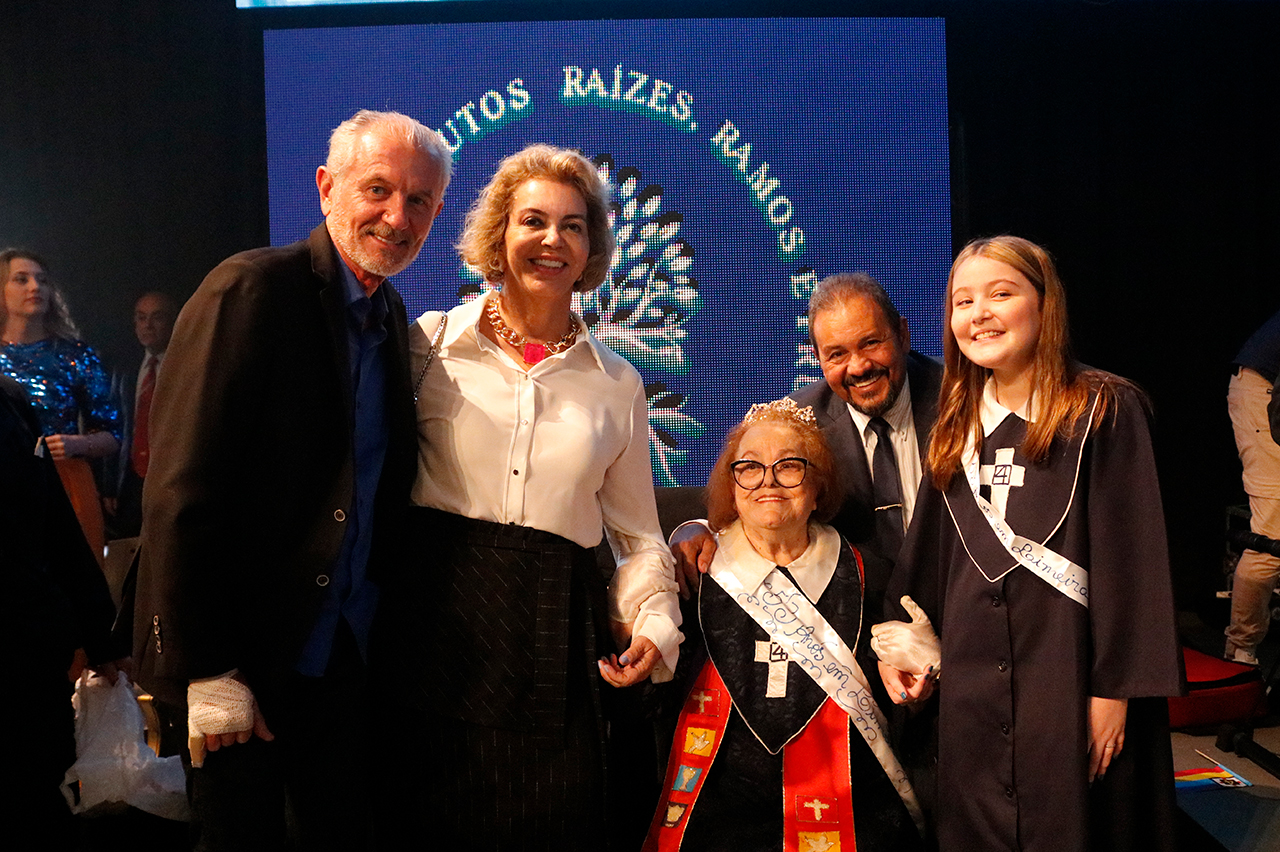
[457,145,615,293]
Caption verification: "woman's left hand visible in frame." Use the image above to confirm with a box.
[44,431,119,459]
[43,432,78,459]
[598,636,660,687]
[1087,696,1128,782]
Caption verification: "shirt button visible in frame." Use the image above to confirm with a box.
[1005,786,1014,799]
[997,659,1008,672]
[513,470,520,476]
[334,509,346,522]
[521,419,528,425]
[991,595,1001,607]
[1001,723,1010,735]
[316,575,330,587]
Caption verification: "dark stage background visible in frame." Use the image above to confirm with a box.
[3,0,1278,615]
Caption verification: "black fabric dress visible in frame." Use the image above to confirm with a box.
[888,381,1184,852]
[658,529,922,852]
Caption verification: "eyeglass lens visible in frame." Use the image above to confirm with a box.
[731,457,808,489]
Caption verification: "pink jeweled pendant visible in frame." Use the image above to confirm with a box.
[522,343,547,364]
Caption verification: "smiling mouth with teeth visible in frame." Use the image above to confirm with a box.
[365,227,406,246]
[973,330,1003,340]
[532,258,567,269]
[847,370,887,389]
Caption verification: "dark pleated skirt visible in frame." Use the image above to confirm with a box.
[374,508,611,850]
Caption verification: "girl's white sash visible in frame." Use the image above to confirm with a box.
[951,396,1100,608]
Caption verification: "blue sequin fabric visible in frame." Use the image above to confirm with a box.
[0,337,121,440]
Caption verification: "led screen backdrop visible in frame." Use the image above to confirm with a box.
[264,18,950,486]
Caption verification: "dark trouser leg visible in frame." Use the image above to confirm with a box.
[190,624,373,852]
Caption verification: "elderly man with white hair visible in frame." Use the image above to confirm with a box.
[133,110,452,851]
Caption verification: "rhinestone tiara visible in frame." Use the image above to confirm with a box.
[742,397,818,427]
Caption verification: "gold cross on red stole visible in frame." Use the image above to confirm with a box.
[803,798,831,820]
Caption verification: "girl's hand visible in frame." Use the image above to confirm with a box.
[878,660,936,708]
[1087,696,1128,782]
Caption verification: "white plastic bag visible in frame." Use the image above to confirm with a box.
[61,672,189,821]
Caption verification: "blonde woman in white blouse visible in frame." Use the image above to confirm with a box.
[374,145,682,850]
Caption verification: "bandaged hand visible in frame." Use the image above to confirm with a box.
[187,674,273,767]
[871,595,942,678]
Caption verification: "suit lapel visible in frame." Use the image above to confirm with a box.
[906,352,941,458]
[819,385,873,499]
[310,225,355,417]
[377,282,416,482]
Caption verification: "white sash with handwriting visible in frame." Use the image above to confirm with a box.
[955,396,1099,608]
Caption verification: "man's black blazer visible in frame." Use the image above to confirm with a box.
[133,223,416,707]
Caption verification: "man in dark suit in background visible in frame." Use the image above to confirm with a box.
[105,291,177,538]
[132,109,451,851]
[672,273,942,620]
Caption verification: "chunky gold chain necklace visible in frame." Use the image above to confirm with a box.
[486,293,578,365]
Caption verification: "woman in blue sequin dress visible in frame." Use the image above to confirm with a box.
[1,249,120,563]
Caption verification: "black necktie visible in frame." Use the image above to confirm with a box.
[868,416,904,555]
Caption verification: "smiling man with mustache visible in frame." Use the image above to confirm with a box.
[671,273,941,621]
[790,273,942,612]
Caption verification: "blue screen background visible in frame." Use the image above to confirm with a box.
[264,18,950,486]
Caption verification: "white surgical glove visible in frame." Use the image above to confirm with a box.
[871,596,942,678]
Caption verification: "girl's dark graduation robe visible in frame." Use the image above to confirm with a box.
[888,380,1184,852]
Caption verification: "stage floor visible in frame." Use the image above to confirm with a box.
[1174,608,1280,852]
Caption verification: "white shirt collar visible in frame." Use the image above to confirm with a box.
[847,374,914,440]
[717,520,841,602]
[979,377,1036,437]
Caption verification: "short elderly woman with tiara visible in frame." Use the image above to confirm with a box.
[643,397,923,852]
[375,144,682,848]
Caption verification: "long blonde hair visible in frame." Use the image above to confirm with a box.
[1,249,81,340]
[927,235,1133,489]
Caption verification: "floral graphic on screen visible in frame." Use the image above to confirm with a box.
[456,156,705,486]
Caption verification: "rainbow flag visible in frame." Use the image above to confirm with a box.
[1174,765,1252,790]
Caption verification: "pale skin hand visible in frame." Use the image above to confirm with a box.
[188,681,276,769]
[669,523,717,598]
[877,660,937,708]
[1087,696,1127,782]
[43,431,119,460]
[598,636,661,687]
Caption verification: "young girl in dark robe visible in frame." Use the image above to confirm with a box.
[875,235,1184,852]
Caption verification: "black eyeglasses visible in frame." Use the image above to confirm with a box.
[730,457,809,490]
